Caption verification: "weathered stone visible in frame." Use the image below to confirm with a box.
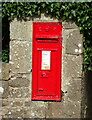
[62,54,82,79]
[46,96,81,118]
[63,21,78,29]
[66,78,81,101]
[0,99,2,107]
[5,101,46,118]
[6,106,25,118]
[23,101,46,118]
[65,30,83,55]
[2,62,10,81]
[62,29,74,54]
[0,99,8,107]
[0,81,9,99]
[8,98,25,107]
[10,41,32,73]
[0,107,9,118]
[9,77,30,87]
[10,19,32,41]
[9,72,16,79]
[8,87,30,98]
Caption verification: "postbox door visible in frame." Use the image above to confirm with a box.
[37,50,58,95]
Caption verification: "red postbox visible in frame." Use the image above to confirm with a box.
[32,22,62,101]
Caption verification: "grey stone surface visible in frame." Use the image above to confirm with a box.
[17,73,31,80]
[10,19,32,41]
[66,78,81,102]
[65,30,83,55]
[23,101,46,118]
[2,63,9,81]
[6,101,46,118]
[9,73,31,81]
[8,98,25,107]
[8,87,30,98]
[46,101,81,118]
[1,99,9,107]
[9,77,30,87]
[0,107,9,118]
[62,54,83,79]
[10,41,32,73]
[0,81,9,99]
[63,21,78,29]
[6,106,25,118]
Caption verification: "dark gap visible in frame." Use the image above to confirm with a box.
[36,38,58,40]
[2,17,10,62]
[86,71,92,118]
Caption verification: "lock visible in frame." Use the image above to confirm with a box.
[41,73,45,77]
[39,88,44,91]
[40,72,48,78]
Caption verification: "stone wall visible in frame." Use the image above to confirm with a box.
[1,14,83,118]
[0,62,9,118]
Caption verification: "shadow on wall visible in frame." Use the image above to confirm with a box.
[86,71,92,118]
[2,17,10,62]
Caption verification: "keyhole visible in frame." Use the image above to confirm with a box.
[41,73,45,77]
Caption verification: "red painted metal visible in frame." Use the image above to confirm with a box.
[32,22,62,101]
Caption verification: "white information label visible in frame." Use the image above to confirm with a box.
[42,51,51,70]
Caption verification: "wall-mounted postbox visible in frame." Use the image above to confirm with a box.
[32,22,62,101]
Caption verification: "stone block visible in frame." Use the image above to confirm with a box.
[0,107,9,118]
[9,73,31,80]
[62,54,82,79]
[6,107,25,118]
[8,87,30,98]
[8,98,25,107]
[1,99,8,107]
[62,29,74,54]
[0,99,2,107]
[2,62,10,81]
[66,78,82,102]
[46,91,81,118]
[0,81,9,99]
[6,101,46,118]
[10,19,32,41]
[62,78,82,105]
[23,101,46,118]
[10,41,32,73]
[65,30,83,55]
[16,73,31,80]
[9,77,30,87]
[63,21,78,29]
